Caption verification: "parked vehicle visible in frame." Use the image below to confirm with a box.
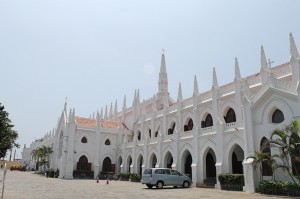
[141,168,192,189]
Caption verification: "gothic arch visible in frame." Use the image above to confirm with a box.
[149,152,158,168]
[100,153,115,165]
[76,151,91,162]
[260,97,294,124]
[224,107,236,123]
[136,154,144,176]
[227,143,244,174]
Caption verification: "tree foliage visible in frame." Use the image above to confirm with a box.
[0,103,19,159]
[31,145,53,168]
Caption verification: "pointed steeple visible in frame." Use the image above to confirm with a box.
[137,89,140,103]
[100,107,103,119]
[158,52,168,93]
[64,97,67,111]
[260,46,268,70]
[104,105,108,120]
[109,102,113,120]
[193,75,199,96]
[122,95,127,110]
[290,33,299,59]
[132,90,137,106]
[234,57,241,81]
[152,94,156,111]
[212,67,219,88]
[114,100,118,117]
[96,111,100,126]
[177,82,183,102]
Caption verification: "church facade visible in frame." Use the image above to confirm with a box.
[22,34,300,192]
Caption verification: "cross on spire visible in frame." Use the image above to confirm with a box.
[267,59,274,68]
[161,48,166,54]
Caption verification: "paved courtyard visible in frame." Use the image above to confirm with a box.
[0,169,292,199]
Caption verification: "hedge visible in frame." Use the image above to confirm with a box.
[218,174,244,191]
[130,173,141,182]
[259,180,300,197]
[119,172,131,181]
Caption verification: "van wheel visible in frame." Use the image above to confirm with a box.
[183,181,189,188]
[156,181,164,189]
[173,186,178,188]
[146,184,153,189]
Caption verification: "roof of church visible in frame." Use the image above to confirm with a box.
[75,116,118,129]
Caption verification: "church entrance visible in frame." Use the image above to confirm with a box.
[102,157,115,172]
[150,154,157,168]
[77,155,91,171]
[137,155,143,176]
[205,149,216,185]
[164,152,173,168]
[182,150,192,178]
[231,145,244,174]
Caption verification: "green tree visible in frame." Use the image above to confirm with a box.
[269,120,300,183]
[247,151,271,181]
[0,103,19,159]
[32,145,53,170]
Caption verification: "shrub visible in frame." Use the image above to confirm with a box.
[55,169,59,178]
[218,174,244,191]
[119,172,131,181]
[130,173,141,182]
[73,170,94,179]
[259,180,300,197]
[49,170,55,178]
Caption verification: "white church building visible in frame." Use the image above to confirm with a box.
[22,33,300,192]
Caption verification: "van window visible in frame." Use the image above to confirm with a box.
[155,169,163,174]
[143,169,152,174]
[171,170,181,175]
[163,169,171,175]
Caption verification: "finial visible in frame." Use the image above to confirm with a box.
[123,95,127,110]
[152,94,156,111]
[212,67,219,88]
[161,48,166,54]
[290,32,299,58]
[235,57,241,81]
[193,75,199,96]
[260,45,268,69]
[177,82,183,102]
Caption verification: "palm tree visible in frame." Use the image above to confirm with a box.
[247,151,271,181]
[269,120,300,183]
[31,145,53,171]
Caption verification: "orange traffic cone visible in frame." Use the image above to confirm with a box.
[106,178,109,185]
[96,178,99,183]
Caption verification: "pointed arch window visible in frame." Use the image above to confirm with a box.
[272,109,284,124]
[137,131,141,140]
[260,137,272,176]
[81,137,87,143]
[105,139,111,146]
[224,108,236,123]
[204,114,213,128]
[149,129,152,138]
[168,122,176,135]
[184,118,194,132]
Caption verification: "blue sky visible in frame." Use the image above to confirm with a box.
[1,0,300,158]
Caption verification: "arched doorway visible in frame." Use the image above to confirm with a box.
[231,145,244,174]
[102,157,112,172]
[77,155,91,171]
[205,149,216,185]
[127,156,132,173]
[149,153,157,168]
[164,152,173,168]
[117,156,122,174]
[182,150,192,177]
[137,155,143,176]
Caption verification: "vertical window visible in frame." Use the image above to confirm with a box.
[168,123,176,135]
[184,118,194,131]
[137,131,141,140]
[260,137,272,176]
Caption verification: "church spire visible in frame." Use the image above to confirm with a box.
[290,33,299,59]
[260,46,269,70]
[193,75,199,96]
[212,67,219,88]
[177,82,183,102]
[158,52,168,93]
[122,95,127,110]
[104,105,108,120]
[234,57,241,81]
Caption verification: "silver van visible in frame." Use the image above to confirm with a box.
[141,168,192,189]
